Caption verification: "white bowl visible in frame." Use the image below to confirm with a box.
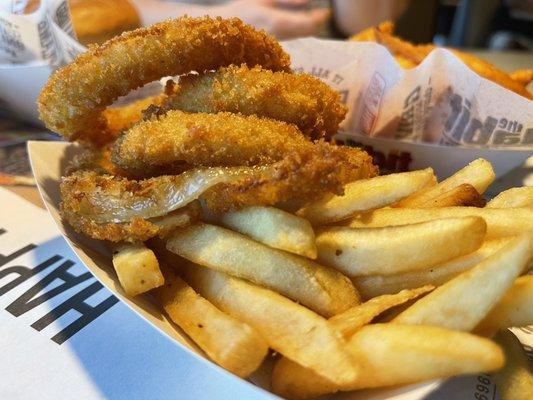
[0,61,52,125]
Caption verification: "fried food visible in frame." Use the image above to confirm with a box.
[167,223,359,317]
[111,110,312,172]
[202,142,377,213]
[60,167,265,224]
[38,16,291,146]
[350,22,532,99]
[66,146,124,176]
[59,166,259,241]
[69,0,141,46]
[297,168,436,225]
[62,145,375,238]
[61,197,201,243]
[510,69,533,86]
[156,266,268,378]
[112,109,373,175]
[110,109,376,211]
[165,65,347,140]
[112,242,164,296]
[103,94,167,137]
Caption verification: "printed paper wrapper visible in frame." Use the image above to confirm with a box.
[0,0,84,123]
[282,39,532,179]
[0,0,84,65]
[28,140,533,400]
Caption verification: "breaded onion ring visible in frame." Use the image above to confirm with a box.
[165,65,347,139]
[111,110,312,174]
[202,142,377,213]
[61,167,262,224]
[38,16,291,146]
[103,94,167,138]
[62,200,201,243]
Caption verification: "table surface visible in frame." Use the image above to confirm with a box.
[3,49,532,207]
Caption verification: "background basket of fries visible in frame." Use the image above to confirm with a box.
[283,22,532,180]
[29,15,533,400]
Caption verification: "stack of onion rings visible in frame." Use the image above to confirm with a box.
[39,16,377,242]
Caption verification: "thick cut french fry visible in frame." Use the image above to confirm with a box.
[418,184,485,208]
[316,217,486,276]
[297,168,436,225]
[329,285,434,339]
[353,238,513,299]
[492,330,533,400]
[156,267,268,377]
[167,223,359,317]
[396,159,495,207]
[216,206,317,258]
[510,68,533,85]
[272,324,504,399]
[475,276,533,337]
[394,236,532,331]
[487,187,533,208]
[347,207,533,239]
[182,263,359,386]
[112,243,164,296]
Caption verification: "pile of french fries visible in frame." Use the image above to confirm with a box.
[111,158,533,399]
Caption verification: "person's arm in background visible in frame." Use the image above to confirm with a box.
[131,0,329,39]
[331,0,410,37]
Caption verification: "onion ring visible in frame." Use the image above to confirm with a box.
[111,110,312,174]
[165,65,347,139]
[62,201,201,243]
[61,167,263,224]
[103,94,167,138]
[38,16,291,146]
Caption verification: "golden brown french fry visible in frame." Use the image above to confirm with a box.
[349,21,393,42]
[167,223,359,317]
[353,238,513,299]
[329,285,434,339]
[217,206,317,258]
[418,184,485,208]
[272,324,504,399]
[395,55,417,69]
[394,235,532,331]
[156,267,268,377]
[492,329,533,400]
[347,207,533,239]
[297,168,436,225]
[475,276,533,337]
[371,25,430,64]
[487,187,533,208]
[181,263,359,386]
[510,69,533,86]
[316,217,486,276]
[396,159,495,208]
[449,50,532,99]
[112,243,164,296]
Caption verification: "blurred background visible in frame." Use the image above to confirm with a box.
[67,0,533,48]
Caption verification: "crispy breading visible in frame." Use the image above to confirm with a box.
[103,94,167,138]
[38,16,291,146]
[111,110,311,173]
[202,142,377,213]
[165,65,347,140]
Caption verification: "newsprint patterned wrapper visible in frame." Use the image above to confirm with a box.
[0,0,84,65]
[282,39,532,179]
